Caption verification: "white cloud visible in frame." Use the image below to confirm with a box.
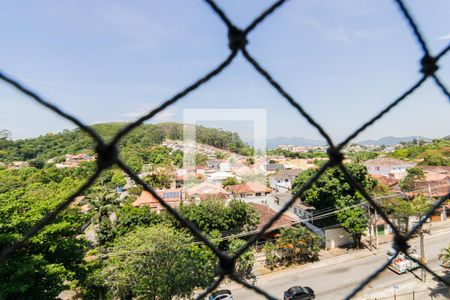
[438,34,450,41]
[302,17,387,42]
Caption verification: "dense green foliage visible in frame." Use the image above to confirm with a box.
[228,239,256,279]
[97,225,215,299]
[440,245,450,269]
[221,176,239,187]
[267,148,328,159]
[0,166,92,299]
[391,138,450,166]
[178,199,260,234]
[381,195,432,232]
[263,226,321,269]
[291,164,377,247]
[348,151,378,163]
[400,167,425,192]
[143,171,173,189]
[0,122,247,163]
[84,198,260,298]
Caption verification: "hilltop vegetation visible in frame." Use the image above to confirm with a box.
[391,138,450,166]
[0,122,247,164]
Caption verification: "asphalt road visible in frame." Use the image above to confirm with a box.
[226,228,450,300]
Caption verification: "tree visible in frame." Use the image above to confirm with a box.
[215,151,225,159]
[351,151,378,163]
[98,225,215,299]
[0,129,11,140]
[292,164,377,247]
[144,171,172,189]
[292,163,376,210]
[195,153,208,166]
[439,245,450,268]
[123,155,143,173]
[0,167,89,299]
[221,176,239,187]
[276,227,321,264]
[111,170,126,187]
[227,199,260,232]
[385,195,431,232]
[178,199,259,234]
[336,202,368,248]
[228,239,255,280]
[96,216,116,246]
[400,167,425,192]
[171,149,184,168]
[115,204,166,235]
[263,226,321,269]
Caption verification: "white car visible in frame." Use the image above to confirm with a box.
[209,290,233,300]
[387,245,416,258]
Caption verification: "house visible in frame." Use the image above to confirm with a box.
[279,158,317,171]
[227,182,271,199]
[55,153,95,168]
[9,161,29,170]
[269,169,302,192]
[266,192,316,222]
[363,158,415,180]
[132,189,183,212]
[409,166,450,198]
[370,174,399,189]
[187,181,229,201]
[266,163,285,173]
[248,202,297,234]
[206,171,236,183]
[219,162,231,172]
[206,159,222,171]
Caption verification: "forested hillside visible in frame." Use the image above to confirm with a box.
[0,122,247,164]
[391,138,450,166]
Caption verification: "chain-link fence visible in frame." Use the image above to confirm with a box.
[0,0,449,299]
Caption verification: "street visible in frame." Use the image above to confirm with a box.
[225,228,450,300]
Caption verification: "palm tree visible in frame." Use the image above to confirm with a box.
[439,245,450,268]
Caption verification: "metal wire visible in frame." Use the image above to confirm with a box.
[0,0,449,299]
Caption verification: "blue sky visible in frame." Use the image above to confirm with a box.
[0,0,449,143]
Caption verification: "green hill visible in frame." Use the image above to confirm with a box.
[391,138,450,166]
[0,122,246,163]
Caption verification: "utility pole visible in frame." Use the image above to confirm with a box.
[420,228,426,282]
[368,206,373,251]
[427,183,434,233]
[374,209,378,249]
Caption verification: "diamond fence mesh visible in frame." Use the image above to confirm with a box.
[0,0,449,299]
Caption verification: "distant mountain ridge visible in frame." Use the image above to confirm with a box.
[267,136,326,148]
[266,135,434,148]
[355,136,432,146]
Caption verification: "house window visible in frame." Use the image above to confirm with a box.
[375,166,380,171]
[285,179,289,182]
[256,192,261,196]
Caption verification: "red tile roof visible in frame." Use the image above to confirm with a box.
[249,202,296,232]
[370,174,398,187]
[227,182,271,194]
[132,189,182,209]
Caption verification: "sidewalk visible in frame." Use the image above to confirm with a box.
[362,269,450,300]
[225,220,450,290]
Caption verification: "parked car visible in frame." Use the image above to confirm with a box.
[387,245,416,258]
[209,289,233,300]
[283,286,315,300]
